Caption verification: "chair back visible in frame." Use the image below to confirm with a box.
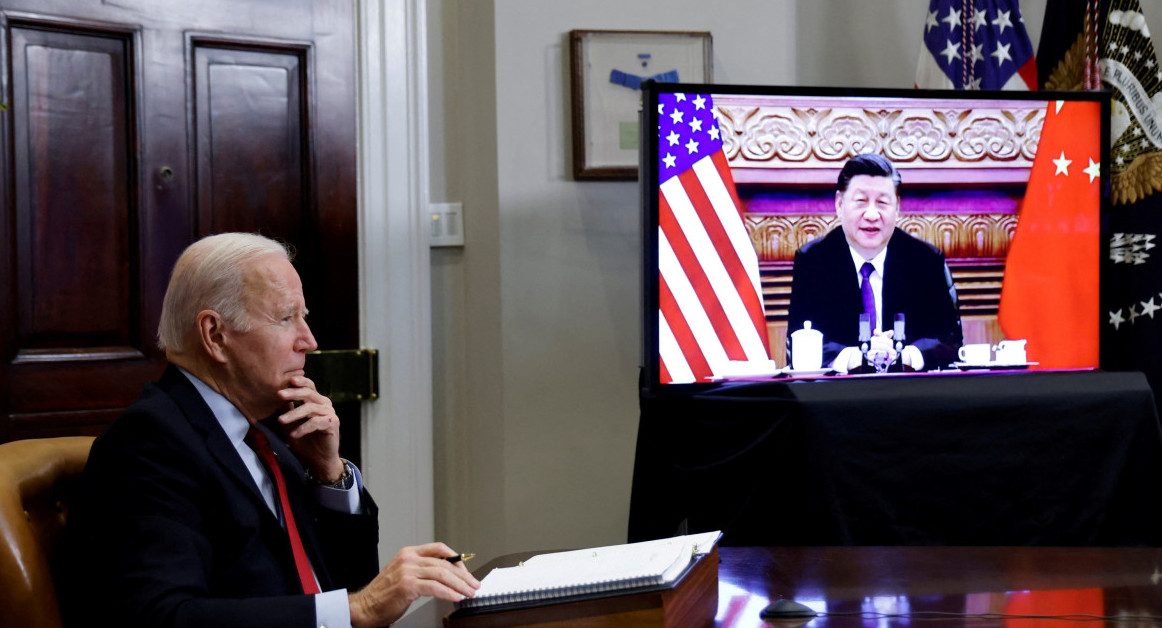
[0,436,94,628]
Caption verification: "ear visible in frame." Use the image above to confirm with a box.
[835,190,843,217]
[196,310,229,364]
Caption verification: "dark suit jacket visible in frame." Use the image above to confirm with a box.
[62,365,380,628]
[787,227,963,370]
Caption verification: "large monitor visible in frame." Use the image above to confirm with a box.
[640,82,1109,394]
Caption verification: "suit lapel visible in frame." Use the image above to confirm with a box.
[155,365,338,592]
[155,366,274,521]
[882,230,904,326]
[157,365,334,590]
[826,229,865,328]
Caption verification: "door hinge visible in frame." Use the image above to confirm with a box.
[304,349,379,403]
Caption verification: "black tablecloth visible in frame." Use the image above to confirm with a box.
[629,371,1162,546]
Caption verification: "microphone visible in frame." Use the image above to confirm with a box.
[893,313,906,372]
[859,313,871,368]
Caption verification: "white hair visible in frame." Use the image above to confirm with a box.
[157,233,292,354]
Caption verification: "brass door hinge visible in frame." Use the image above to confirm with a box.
[304,349,379,403]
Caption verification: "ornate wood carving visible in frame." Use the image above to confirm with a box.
[746,213,1017,262]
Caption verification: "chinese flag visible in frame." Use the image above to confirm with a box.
[998,100,1102,369]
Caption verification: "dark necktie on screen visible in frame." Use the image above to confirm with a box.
[860,262,877,332]
[245,426,321,595]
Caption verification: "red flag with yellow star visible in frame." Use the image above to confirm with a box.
[998,100,1103,368]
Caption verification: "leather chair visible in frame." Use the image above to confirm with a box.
[0,436,95,628]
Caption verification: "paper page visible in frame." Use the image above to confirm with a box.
[467,531,722,606]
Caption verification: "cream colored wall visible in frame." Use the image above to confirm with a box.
[428,0,507,563]
[423,0,1146,563]
[428,0,796,562]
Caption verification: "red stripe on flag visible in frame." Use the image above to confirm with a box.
[660,274,713,383]
[999,101,1100,368]
[677,166,769,356]
[713,151,769,347]
[711,151,745,217]
[659,193,747,361]
[1016,57,1038,90]
[658,359,672,385]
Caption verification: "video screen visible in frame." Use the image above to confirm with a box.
[640,83,1109,391]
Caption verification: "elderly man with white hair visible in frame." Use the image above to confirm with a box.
[64,233,478,628]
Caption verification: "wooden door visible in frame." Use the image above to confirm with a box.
[0,0,359,451]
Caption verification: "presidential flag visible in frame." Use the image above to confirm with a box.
[656,92,774,384]
[916,0,1038,89]
[1038,1,1162,397]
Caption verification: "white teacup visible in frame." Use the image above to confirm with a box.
[790,321,823,371]
[993,339,1027,365]
[958,343,991,365]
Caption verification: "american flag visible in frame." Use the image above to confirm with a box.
[916,0,1037,89]
[656,92,774,384]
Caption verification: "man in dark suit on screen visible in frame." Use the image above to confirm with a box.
[64,233,479,628]
[787,153,962,372]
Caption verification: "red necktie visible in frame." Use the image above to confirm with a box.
[245,427,321,594]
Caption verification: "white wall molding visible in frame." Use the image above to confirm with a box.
[356,0,435,560]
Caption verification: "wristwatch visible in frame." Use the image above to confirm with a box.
[309,460,353,489]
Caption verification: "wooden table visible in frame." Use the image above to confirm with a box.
[394,546,1162,627]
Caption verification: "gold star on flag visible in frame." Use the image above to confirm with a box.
[1053,151,1071,175]
[1084,158,1101,182]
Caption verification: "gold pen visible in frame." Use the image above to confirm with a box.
[445,553,475,564]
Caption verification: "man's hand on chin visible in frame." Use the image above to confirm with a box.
[275,374,345,482]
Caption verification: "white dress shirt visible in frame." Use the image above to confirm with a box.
[831,246,925,372]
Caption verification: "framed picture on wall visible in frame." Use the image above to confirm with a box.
[570,29,712,180]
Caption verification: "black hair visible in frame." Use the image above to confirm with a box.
[836,153,901,194]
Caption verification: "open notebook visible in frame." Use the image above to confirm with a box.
[456,531,722,610]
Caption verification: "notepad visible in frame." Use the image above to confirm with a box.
[456,531,722,610]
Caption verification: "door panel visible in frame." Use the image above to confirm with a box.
[14,27,136,356]
[0,1,358,454]
[4,18,146,439]
[194,42,307,243]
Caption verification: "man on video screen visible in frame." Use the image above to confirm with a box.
[787,153,962,372]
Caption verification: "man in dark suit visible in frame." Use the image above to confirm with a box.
[64,233,479,628]
[787,154,962,372]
